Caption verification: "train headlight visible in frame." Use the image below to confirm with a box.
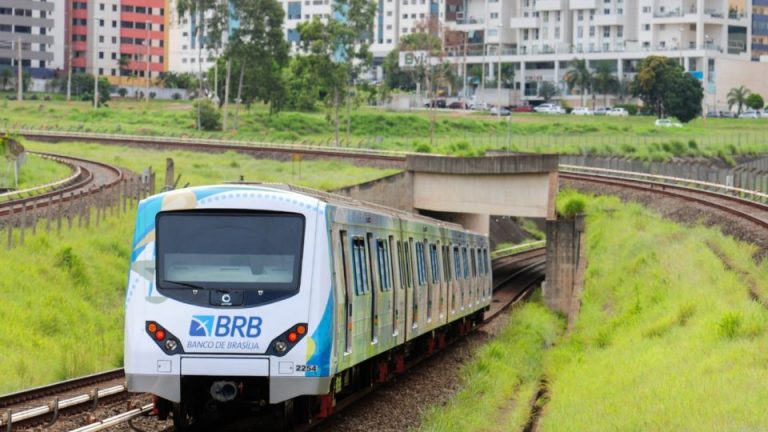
[267,323,308,356]
[165,339,178,352]
[145,321,184,355]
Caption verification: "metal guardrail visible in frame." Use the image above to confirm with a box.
[559,164,768,204]
[491,240,546,259]
[0,154,80,203]
[18,129,411,158]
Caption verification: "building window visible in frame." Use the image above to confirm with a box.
[100,3,105,10]
[99,51,104,59]
[642,6,650,12]
[490,12,498,18]
[603,28,610,37]
[589,26,595,36]
[643,24,650,30]
[578,26,583,37]
[617,26,623,37]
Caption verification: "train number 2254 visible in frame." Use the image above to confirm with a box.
[296,364,318,372]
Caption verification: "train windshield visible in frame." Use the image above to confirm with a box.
[156,211,305,292]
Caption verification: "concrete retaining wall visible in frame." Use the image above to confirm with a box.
[544,215,586,319]
[332,171,414,212]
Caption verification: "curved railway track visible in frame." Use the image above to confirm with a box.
[0,152,126,219]
[0,248,546,432]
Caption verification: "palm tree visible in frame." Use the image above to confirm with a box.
[727,85,750,115]
[592,61,619,107]
[563,58,592,106]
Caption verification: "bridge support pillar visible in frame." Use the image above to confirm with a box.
[544,215,586,323]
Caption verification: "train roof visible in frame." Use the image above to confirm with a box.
[226,183,473,235]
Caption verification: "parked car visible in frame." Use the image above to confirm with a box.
[655,118,683,127]
[424,99,446,108]
[571,107,594,115]
[534,103,556,113]
[594,107,610,115]
[469,103,490,111]
[739,110,761,119]
[719,111,736,118]
[706,110,721,118]
[447,101,468,109]
[606,107,629,117]
[489,106,511,116]
[546,106,567,114]
[512,105,534,112]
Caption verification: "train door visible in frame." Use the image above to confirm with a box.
[375,237,394,348]
[441,244,450,321]
[390,236,401,342]
[404,237,415,338]
[461,246,470,310]
[339,230,353,355]
[470,247,478,306]
[453,245,462,312]
[366,233,378,345]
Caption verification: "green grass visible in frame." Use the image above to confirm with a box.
[1,153,73,192]
[421,191,768,430]
[2,97,768,160]
[0,143,397,395]
[23,141,400,191]
[540,191,768,431]
[418,301,563,432]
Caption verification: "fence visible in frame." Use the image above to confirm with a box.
[558,154,768,195]
[1,172,155,250]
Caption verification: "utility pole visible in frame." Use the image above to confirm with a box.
[145,21,150,103]
[16,37,22,102]
[94,70,99,108]
[497,42,501,119]
[66,43,73,101]
[223,58,231,131]
[234,63,245,131]
[462,32,467,108]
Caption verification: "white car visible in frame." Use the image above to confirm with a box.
[543,106,566,114]
[534,103,556,113]
[571,107,594,115]
[606,107,629,116]
[655,118,683,127]
[739,110,761,119]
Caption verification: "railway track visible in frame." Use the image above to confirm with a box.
[0,152,126,219]
[559,166,768,230]
[19,130,407,167]
[0,247,546,432]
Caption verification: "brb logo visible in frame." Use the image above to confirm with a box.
[189,315,263,338]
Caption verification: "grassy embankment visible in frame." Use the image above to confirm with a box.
[420,191,768,431]
[0,141,398,395]
[2,153,73,194]
[2,98,768,160]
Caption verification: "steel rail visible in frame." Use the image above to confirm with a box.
[68,404,153,432]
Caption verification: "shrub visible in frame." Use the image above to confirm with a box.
[192,98,221,131]
[171,92,181,100]
[718,312,742,339]
[745,93,764,110]
[117,87,128,97]
[560,196,586,217]
[29,94,38,101]
[149,92,156,100]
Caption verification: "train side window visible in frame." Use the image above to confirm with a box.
[351,237,369,295]
[376,239,392,291]
[453,246,461,280]
[442,245,451,282]
[483,248,489,275]
[415,241,427,286]
[429,243,440,284]
[462,247,469,280]
[404,240,413,288]
[396,240,405,289]
[471,248,477,278]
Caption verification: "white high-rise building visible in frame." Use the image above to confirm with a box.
[0,0,63,74]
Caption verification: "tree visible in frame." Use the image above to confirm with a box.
[727,85,750,115]
[745,93,764,110]
[117,54,131,85]
[632,56,703,122]
[563,58,592,106]
[665,71,703,123]
[193,98,221,130]
[296,0,377,146]
[538,81,558,102]
[592,61,618,107]
[0,68,11,91]
[157,71,197,89]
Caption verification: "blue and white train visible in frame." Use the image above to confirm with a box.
[124,184,492,428]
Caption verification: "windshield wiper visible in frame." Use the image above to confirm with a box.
[167,281,208,290]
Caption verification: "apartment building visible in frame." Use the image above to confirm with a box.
[440,0,766,107]
[754,0,768,59]
[0,0,64,75]
[67,0,168,84]
[167,1,234,74]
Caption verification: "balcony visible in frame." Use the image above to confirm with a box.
[509,17,538,28]
[593,13,624,25]
[535,0,564,11]
[570,0,596,9]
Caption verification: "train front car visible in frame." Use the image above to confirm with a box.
[124,185,333,428]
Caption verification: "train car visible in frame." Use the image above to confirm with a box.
[124,184,492,429]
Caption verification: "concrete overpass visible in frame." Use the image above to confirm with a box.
[335,153,559,233]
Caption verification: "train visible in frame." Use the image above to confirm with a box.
[124,184,492,429]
